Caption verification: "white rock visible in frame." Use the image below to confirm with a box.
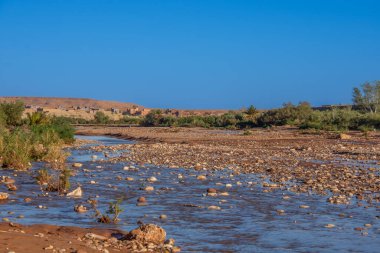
[66,187,82,197]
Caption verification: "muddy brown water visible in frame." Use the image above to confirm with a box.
[0,136,379,252]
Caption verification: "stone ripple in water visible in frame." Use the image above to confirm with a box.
[0,136,379,253]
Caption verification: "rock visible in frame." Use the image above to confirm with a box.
[137,197,147,203]
[219,192,229,196]
[24,197,32,202]
[91,155,97,160]
[74,205,87,213]
[0,192,9,200]
[85,233,108,241]
[126,177,134,181]
[225,184,232,188]
[7,184,17,191]
[324,224,335,228]
[67,187,83,197]
[90,180,96,184]
[197,175,207,180]
[160,214,167,220]
[364,224,372,227]
[126,224,166,245]
[44,245,54,250]
[208,205,221,210]
[207,188,217,193]
[339,133,351,140]
[194,163,202,170]
[72,163,83,168]
[123,166,129,171]
[147,176,158,182]
[2,217,9,222]
[299,205,310,209]
[144,186,154,191]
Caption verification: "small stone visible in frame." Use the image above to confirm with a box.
[67,187,83,198]
[137,197,147,203]
[208,205,221,210]
[44,245,54,250]
[72,163,83,168]
[0,192,9,200]
[24,197,32,202]
[225,184,232,188]
[2,217,9,222]
[147,176,157,182]
[160,214,167,220]
[207,188,217,193]
[126,177,134,181]
[144,186,154,191]
[324,224,335,228]
[364,224,372,227]
[74,205,87,213]
[299,205,310,209]
[197,175,207,180]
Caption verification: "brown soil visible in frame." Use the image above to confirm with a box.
[0,222,122,253]
[0,222,176,253]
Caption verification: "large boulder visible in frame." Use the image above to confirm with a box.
[125,224,166,245]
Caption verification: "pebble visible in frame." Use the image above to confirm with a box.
[324,224,335,228]
[299,205,310,209]
[208,205,221,210]
[207,188,217,193]
[144,186,154,191]
[147,176,158,182]
[197,175,207,180]
[225,184,232,188]
[126,177,134,181]
[44,245,54,250]
[160,214,168,220]
[72,163,83,168]
[137,197,147,203]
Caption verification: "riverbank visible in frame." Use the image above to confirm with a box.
[0,219,175,253]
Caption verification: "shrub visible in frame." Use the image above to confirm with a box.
[1,129,32,170]
[94,111,110,124]
[0,101,24,126]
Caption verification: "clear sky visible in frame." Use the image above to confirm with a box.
[0,0,379,109]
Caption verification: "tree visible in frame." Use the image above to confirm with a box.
[0,101,25,126]
[353,81,380,113]
[94,111,110,124]
[246,105,258,115]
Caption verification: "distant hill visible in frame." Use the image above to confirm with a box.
[0,97,142,110]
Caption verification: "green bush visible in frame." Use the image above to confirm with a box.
[94,111,110,124]
[1,129,32,170]
[0,101,24,126]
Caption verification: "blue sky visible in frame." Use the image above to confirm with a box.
[0,0,379,109]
